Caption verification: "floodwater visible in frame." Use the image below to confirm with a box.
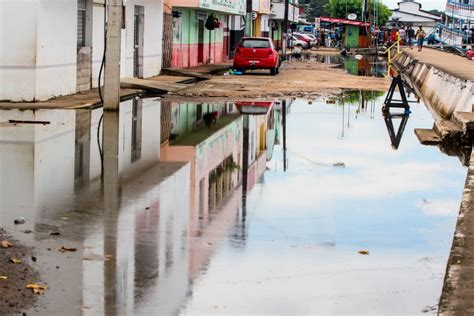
[0,91,467,315]
[311,54,388,77]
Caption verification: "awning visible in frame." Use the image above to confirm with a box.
[319,17,370,27]
[236,101,273,115]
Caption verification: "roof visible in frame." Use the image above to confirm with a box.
[319,17,370,27]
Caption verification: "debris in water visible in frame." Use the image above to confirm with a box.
[421,305,437,313]
[22,230,33,234]
[333,162,346,168]
[9,120,50,125]
[59,246,77,253]
[358,250,370,255]
[422,198,431,204]
[31,256,37,262]
[0,276,8,280]
[49,232,61,236]
[1,240,13,248]
[10,257,22,264]
[14,217,26,225]
[83,253,112,262]
[26,283,48,295]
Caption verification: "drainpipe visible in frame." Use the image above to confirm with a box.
[104,0,123,111]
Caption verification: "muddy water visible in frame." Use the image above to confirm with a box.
[0,91,467,315]
[298,54,388,77]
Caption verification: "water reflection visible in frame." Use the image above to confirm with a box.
[0,91,467,315]
[311,54,388,77]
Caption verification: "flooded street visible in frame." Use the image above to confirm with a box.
[0,91,467,314]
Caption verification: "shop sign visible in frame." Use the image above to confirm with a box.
[199,0,246,15]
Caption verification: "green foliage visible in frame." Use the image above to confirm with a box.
[377,3,392,26]
[328,0,362,19]
[305,0,330,21]
[324,0,391,26]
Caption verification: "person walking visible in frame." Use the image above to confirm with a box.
[415,25,426,52]
[407,26,415,49]
[399,26,406,45]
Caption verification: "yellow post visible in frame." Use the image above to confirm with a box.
[397,32,400,56]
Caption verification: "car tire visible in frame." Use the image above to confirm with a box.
[270,67,277,76]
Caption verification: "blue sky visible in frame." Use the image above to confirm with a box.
[384,0,446,11]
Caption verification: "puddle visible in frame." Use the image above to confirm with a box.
[0,92,467,314]
[290,53,388,77]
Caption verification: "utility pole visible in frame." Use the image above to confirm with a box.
[246,0,253,36]
[103,0,123,111]
[283,0,289,59]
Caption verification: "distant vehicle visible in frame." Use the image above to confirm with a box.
[233,37,280,75]
[297,25,314,33]
[293,33,316,47]
[287,34,309,48]
[296,32,318,46]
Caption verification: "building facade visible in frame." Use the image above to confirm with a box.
[170,0,245,68]
[389,0,441,34]
[269,0,299,49]
[440,0,474,46]
[1,0,165,102]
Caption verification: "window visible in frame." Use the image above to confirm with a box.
[77,0,86,48]
[240,39,271,48]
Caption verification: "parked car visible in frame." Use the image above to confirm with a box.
[287,34,309,49]
[293,32,317,48]
[233,37,280,75]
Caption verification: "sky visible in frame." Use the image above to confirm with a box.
[383,0,446,11]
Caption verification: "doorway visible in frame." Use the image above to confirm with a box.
[133,6,144,78]
[198,20,205,64]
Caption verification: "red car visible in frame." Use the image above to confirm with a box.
[233,37,280,75]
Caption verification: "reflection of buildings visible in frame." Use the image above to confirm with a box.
[0,97,191,314]
[0,96,279,314]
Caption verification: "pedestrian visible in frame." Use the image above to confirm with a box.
[399,26,406,45]
[415,25,426,52]
[407,26,415,49]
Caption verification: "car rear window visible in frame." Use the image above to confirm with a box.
[240,39,270,48]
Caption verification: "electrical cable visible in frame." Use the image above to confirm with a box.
[97,1,107,175]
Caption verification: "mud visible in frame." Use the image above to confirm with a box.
[0,229,41,314]
[171,60,391,100]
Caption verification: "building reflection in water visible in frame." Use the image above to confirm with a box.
[0,95,281,314]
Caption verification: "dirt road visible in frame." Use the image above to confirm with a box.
[171,59,391,101]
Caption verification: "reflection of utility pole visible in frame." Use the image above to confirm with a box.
[104,0,123,111]
[283,0,289,59]
[282,100,287,172]
[241,115,250,219]
[102,110,121,315]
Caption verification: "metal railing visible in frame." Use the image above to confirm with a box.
[383,33,401,64]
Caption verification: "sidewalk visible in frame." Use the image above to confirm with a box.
[162,61,233,79]
[0,75,196,110]
[402,47,474,81]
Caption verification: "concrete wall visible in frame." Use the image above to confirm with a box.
[1,0,164,101]
[0,0,77,101]
[396,52,474,119]
[172,9,226,68]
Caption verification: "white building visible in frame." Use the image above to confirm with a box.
[389,0,441,33]
[0,0,164,102]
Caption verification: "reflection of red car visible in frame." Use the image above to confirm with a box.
[233,37,280,75]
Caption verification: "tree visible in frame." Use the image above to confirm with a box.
[305,0,330,21]
[328,0,362,20]
[327,0,391,26]
[377,2,392,26]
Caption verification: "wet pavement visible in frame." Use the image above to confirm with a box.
[0,91,467,314]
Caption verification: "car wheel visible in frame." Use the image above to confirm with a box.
[270,68,276,76]
[275,66,280,74]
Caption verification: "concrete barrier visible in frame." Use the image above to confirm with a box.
[395,52,474,119]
